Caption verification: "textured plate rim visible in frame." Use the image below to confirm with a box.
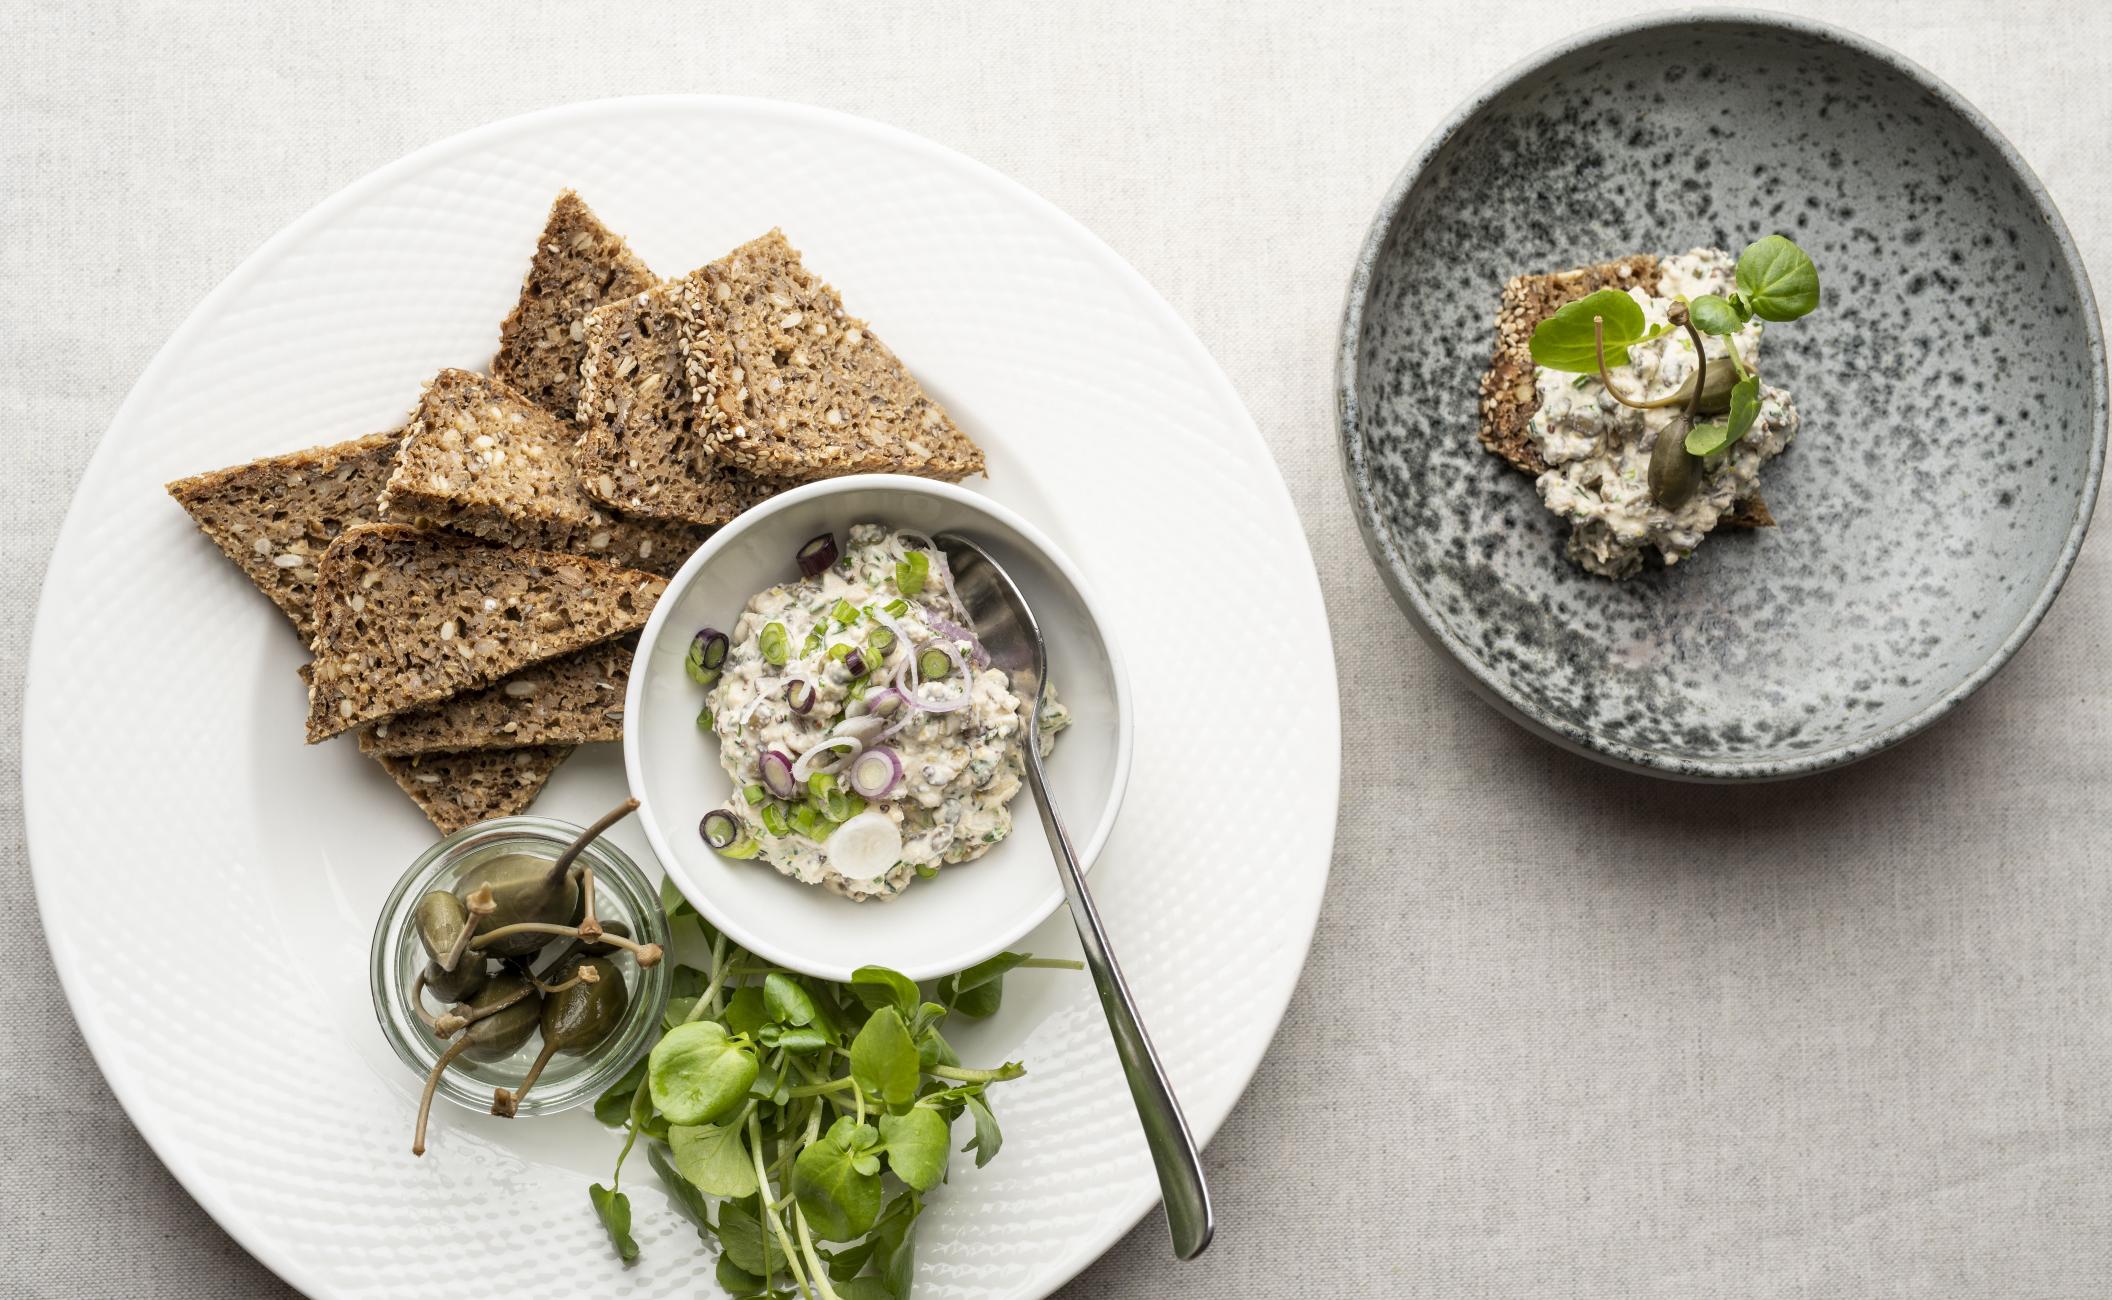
[623,473,1136,983]
[22,95,1341,1299]
[1336,7,2108,783]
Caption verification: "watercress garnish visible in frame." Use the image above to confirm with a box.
[587,891,1081,1298]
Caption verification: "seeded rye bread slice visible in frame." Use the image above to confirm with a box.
[360,635,634,757]
[675,230,984,481]
[492,190,658,424]
[377,745,573,834]
[166,431,403,639]
[304,523,665,743]
[576,281,785,525]
[1479,254,1773,529]
[170,439,574,828]
[381,368,710,575]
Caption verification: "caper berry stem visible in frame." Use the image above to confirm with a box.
[469,919,663,968]
[1675,305,1709,422]
[436,976,537,1037]
[543,797,641,893]
[437,886,495,973]
[529,964,598,995]
[491,1037,560,1118]
[576,864,604,942]
[412,1035,473,1156]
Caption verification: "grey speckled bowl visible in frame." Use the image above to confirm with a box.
[1340,11,2105,781]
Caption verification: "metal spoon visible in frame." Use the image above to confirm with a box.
[937,532,1214,1261]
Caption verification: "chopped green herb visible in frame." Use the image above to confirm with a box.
[831,598,861,625]
[894,551,929,596]
[759,803,791,838]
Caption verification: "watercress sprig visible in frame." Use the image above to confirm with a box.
[586,880,1080,1299]
[1526,235,1821,476]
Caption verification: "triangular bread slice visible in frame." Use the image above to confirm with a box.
[376,745,572,834]
[1479,254,1772,529]
[675,230,984,481]
[304,523,665,742]
[575,281,785,526]
[360,635,633,757]
[166,431,402,639]
[380,368,710,574]
[492,190,657,423]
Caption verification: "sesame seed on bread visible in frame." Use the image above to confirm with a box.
[381,367,709,575]
[1479,254,1772,529]
[375,745,573,834]
[358,635,633,757]
[165,431,403,640]
[303,523,665,743]
[677,230,984,482]
[575,281,786,526]
[492,190,657,424]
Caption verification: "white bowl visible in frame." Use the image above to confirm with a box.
[624,475,1131,980]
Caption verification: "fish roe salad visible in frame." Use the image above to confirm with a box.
[688,524,1068,901]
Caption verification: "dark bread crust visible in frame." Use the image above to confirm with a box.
[1477,255,1772,529]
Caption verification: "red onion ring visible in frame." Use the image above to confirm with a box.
[759,750,797,800]
[796,533,839,578]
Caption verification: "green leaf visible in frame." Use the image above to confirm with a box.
[1687,293,1742,336]
[724,985,769,1039]
[763,972,819,1027]
[873,1192,924,1296]
[659,875,696,920]
[849,965,919,1019]
[594,1056,649,1127]
[1735,235,1821,321]
[880,1107,951,1191]
[645,1141,714,1237]
[961,1093,1003,1168]
[649,1021,757,1125]
[669,1119,759,1198]
[588,1183,639,1263]
[851,1007,922,1110]
[760,1024,830,1053]
[714,1252,768,1298]
[1685,375,1761,457]
[792,1120,884,1241]
[715,1198,777,1279]
[1528,288,1653,373]
[826,1240,877,1281]
[836,1279,895,1300]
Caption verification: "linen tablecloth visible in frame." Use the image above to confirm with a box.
[6,1,2110,1295]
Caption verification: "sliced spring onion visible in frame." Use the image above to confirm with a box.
[865,625,898,657]
[686,628,729,686]
[695,705,714,730]
[700,809,742,850]
[785,676,818,715]
[800,627,825,658]
[842,647,869,677]
[743,783,767,805]
[791,735,862,781]
[807,772,836,800]
[759,622,789,666]
[796,533,839,578]
[790,804,834,841]
[719,836,762,861]
[914,864,939,880]
[828,810,903,881]
[831,598,860,625]
[894,551,929,596]
[760,750,798,800]
[883,597,910,618]
[847,746,903,799]
[917,647,953,680]
[759,802,791,838]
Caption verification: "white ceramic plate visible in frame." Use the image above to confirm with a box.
[628,477,1133,983]
[23,98,1338,1299]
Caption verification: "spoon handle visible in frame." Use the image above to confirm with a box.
[1020,741,1214,1261]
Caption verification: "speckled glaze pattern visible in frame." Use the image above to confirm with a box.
[1340,12,2105,780]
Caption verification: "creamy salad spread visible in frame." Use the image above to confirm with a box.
[695,525,1067,902]
[1530,249,1800,578]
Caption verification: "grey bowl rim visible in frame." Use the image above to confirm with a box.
[1336,6,2108,783]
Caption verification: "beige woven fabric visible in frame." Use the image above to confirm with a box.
[5,1,2111,1296]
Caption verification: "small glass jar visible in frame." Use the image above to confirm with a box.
[370,816,671,1118]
